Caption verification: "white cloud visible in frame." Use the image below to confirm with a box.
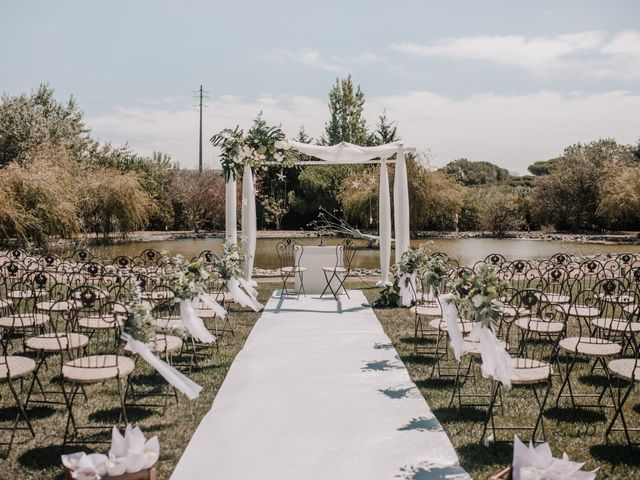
[267,49,387,72]
[88,90,640,174]
[392,30,640,79]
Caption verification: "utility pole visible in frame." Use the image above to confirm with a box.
[194,85,209,172]
[198,85,203,172]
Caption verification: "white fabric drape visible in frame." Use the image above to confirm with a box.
[378,159,392,286]
[122,334,203,400]
[282,140,405,164]
[241,164,256,284]
[393,149,410,264]
[225,176,237,246]
[467,324,514,389]
[227,277,263,312]
[178,300,217,344]
[438,293,465,361]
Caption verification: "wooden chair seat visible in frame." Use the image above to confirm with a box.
[538,292,570,304]
[72,289,108,300]
[212,292,235,303]
[155,316,183,331]
[0,299,12,308]
[281,266,306,273]
[559,337,622,357]
[463,338,507,356]
[511,358,552,385]
[36,300,76,312]
[77,315,123,330]
[62,355,135,384]
[597,293,633,304]
[608,358,640,382]
[322,266,346,273]
[428,318,477,334]
[565,305,600,318]
[413,304,441,316]
[515,318,564,334]
[0,313,49,329]
[26,333,89,352]
[0,356,36,380]
[8,289,46,299]
[141,291,174,301]
[500,305,531,317]
[591,317,640,333]
[623,304,640,315]
[124,334,182,355]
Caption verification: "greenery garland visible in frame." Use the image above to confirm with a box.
[124,281,156,343]
[162,252,210,301]
[451,264,508,329]
[211,118,297,182]
[212,243,243,281]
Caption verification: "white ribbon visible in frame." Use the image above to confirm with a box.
[397,272,415,307]
[468,323,514,389]
[512,435,597,480]
[122,334,202,400]
[227,277,263,312]
[178,300,217,344]
[438,293,465,361]
[198,293,227,318]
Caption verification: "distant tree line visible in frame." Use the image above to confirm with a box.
[1,80,639,249]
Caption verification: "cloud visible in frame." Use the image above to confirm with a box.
[267,49,387,72]
[88,90,640,174]
[392,30,640,79]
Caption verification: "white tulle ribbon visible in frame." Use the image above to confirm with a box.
[197,293,227,318]
[397,272,416,307]
[122,334,202,400]
[438,293,466,361]
[467,323,514,389]
[512,435,597,480]
[227,277,263,312]
[178,300,217,344]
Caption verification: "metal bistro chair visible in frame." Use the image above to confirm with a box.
[321,238,357,300]
[276,238,305,298]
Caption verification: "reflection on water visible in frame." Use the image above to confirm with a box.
[77,237,640,269]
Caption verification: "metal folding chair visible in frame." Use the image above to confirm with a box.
[321,238,356,300]
[276,238,306,298]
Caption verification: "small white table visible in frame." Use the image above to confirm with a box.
[295,245,345,295]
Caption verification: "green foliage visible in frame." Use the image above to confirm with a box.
[0,84,91,167]
[478,187,526,235]
[442,158,510,186]
[170,170,226,232]
[527,157,560,176]
[322,75,370,146]
[373,110,400,145]
[596,165,640,229]
[452,265,508,329]
[531,139,637,231]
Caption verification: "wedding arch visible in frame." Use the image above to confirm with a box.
[222,140,415,286]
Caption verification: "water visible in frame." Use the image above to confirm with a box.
[73,237,640,268]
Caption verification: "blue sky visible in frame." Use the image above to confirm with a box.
[2,0,639,173]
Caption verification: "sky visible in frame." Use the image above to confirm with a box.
[2,0,639,174]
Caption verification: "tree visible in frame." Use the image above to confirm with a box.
[597,166,640,229]
[339,167,378,228]
[479,187,526,236]
[372,110,399,145]
[170,170,225,232]
[0,84,91,166]
[442,158,510,186]
[321,74,370,146]
[78,169,154,240]
[531,139,636,231]
[528,157,560,176]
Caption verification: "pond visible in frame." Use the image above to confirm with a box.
[69,237,640,269]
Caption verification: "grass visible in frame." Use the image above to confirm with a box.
[362,285,640,480]
[3,281,639,479]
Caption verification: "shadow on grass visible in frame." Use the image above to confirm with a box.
[415,378,455,390]
[0,405,56,421]
[578,374,610,388]
[432,406,487,423]
[88,406,154,423]
[401,354,436,366]
[399,336,435,346]
[18,443,94,470]
[457,441,513,471]
[544,406,606,423]
[590,443,640,466]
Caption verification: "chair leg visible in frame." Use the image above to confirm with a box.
[605,380,634,446]
[480,381,500,444]
[117,377,128,425]
[7,378,35,438]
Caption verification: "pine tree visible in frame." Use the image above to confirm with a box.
[321,75,370,146]
[373,110,400,145]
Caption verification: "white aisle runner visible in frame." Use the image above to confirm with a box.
[171,291,470,480]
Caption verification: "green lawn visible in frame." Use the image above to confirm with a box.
[3,282,639,479]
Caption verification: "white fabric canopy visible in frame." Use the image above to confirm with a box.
[282,140,410,164]
[225,140,414,286]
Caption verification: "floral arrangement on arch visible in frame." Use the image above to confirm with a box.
[371,243,450,308]
[161,253,210,301]
[212,243,243,281]
[211,116,297,182]
[452,264,508,329]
